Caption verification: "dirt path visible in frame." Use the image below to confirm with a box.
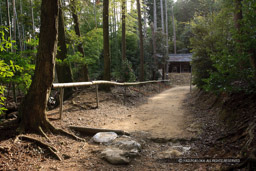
[104,86,192,139]
[2,85,204,170]
[2,85,244,170]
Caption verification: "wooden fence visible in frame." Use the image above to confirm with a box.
[52,80,170,119]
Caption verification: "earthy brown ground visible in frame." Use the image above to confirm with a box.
[0,84,242,170]
[103,86,192,139]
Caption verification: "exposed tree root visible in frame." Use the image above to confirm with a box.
[223,150,256,171]
[46,121,85,141]
[14,118,84,162]
[222,122,256,171]
[242,123,255,151]
[228,118,250,133]
[216,124,247,142]
[77,142,87,153]
[54,127,85,141]
[38,126,52,143]
[0,146,9,153]
[14,135,62,161]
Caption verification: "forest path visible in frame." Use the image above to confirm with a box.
[103,86,193,139]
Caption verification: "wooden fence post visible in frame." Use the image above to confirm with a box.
[59,88,64,119]
[95,85,99,108]
[124,86,127,105]
[190,66,192,93]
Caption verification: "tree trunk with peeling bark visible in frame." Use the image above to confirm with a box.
[19,0,59,132]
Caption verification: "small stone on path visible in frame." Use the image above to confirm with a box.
[92,132,118,143]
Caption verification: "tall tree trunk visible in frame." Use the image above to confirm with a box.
[109,1,114,61]
[160,0,165,79]
[19,0,59,132]
[137,0,144,81]
[19,0,25,50]
[234,0,256,76]
[121,0,126,60]
[234,0,243,32]
[56,2,74,100]
[143,0,146,38]
[153,0,157,31]
[30,0,35,38]
[103,0,110,84]
[165,0,169,76]
[234,0,243,69]
[113,0,118,59]
[153,0,157,79]
[12,0,17,103]
[12,0,16,53]
[171,6,176,54]
[14,0,22,51]
[6,0,12,52]
[151,23,157,80]
[113,0,117,42]
[70,0,89,81]
[160,0,164,33]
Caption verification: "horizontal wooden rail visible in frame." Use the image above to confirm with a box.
[51,80,170,119]
[52,80,170,88]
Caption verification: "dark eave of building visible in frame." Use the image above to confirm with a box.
[168,53,192,62]
[156,53,192,62]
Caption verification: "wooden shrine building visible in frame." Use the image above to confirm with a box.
[167,54,192,73]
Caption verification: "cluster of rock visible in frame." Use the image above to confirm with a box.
[92,132,142,165]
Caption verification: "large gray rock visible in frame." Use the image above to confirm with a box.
[111,135,141,155]
[101,136,142,165]
[92,132,118,143]
[101,148,130,165]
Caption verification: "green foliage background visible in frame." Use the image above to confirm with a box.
[190,0,256,93]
